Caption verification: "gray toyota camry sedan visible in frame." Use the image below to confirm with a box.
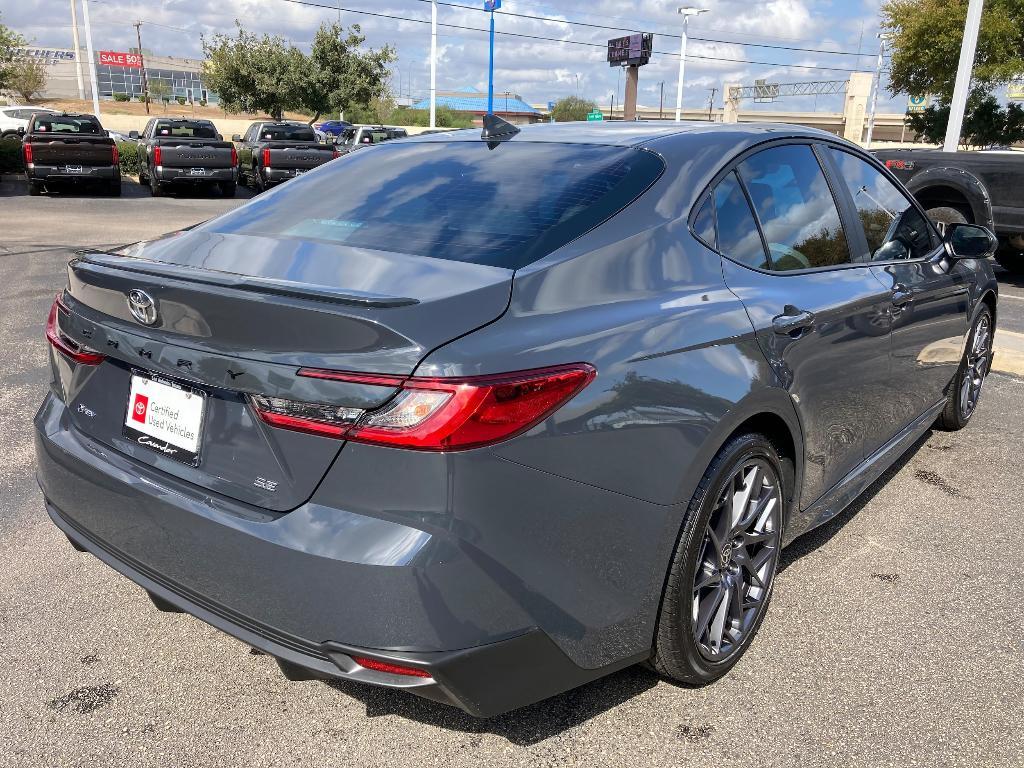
[35,119,998,716]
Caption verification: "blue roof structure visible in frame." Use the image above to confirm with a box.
[409,94,540,115]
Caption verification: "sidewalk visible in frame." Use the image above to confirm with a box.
[994,329,1024,377]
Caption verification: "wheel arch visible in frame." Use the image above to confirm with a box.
[907,170,994,231]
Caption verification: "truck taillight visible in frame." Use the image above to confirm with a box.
[153,145,162,166]
[111,143,119,164]
[250,364,596,451]
[230,145,238,166]
[23,143,32,164]
[263,148,271,168]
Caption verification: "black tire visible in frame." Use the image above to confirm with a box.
[149,173,164,197]
[107,176,122,197]
[995,237,1024,274]
[253,163,267,193]
[220,181,237,198]
[651,432,786,685]
[925,206,968,235]
[936,307,993,431]
[27,180,43,196]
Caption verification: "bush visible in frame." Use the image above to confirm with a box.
[0,137,23,173]
[116,141,143,177]
[199,99,207,107]
[176,96,186,105]
[112,92,130,102]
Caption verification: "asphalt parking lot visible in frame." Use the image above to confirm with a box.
[1,175,1023,768]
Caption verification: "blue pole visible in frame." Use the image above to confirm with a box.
[487,11,495,114]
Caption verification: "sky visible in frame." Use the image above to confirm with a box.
[4,0,904,113]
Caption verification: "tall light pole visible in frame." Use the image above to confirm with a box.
[864,35,885,148]
[944,0,985,152]
[69,0,85,99]
[429,0,437,128]
[484,0,501,114]
[675,7,708,123]
[80,0,101,119]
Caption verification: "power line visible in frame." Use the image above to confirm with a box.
[409,0,867,58]
[278,0,870,74]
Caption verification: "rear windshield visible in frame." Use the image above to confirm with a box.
[203,141,665,269]
[260,124,316,141]
[154,120,217,138]
[33,116,101,134]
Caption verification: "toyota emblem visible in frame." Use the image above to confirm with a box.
[127,289,158,326]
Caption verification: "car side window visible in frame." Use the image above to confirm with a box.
[738,144,851,272]
[827,148,941,262]
[714,172,770,270]
[692,194,716,249]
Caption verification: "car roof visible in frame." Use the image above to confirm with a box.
[399,120,843,148]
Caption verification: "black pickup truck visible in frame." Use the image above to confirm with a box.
[22,112,120,196]
[233,121,337,191]
[872,147,1024,273]
[131,118,238,198]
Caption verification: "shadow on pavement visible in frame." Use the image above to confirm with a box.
[0,175,254,200]
[322,664,659,745]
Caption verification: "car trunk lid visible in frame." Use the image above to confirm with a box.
[57,230,512,511]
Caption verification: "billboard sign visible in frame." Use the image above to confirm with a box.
[907,94,930,113]
[1008,82,1024,101]
[99,50,143,68]
[607,33,653,67]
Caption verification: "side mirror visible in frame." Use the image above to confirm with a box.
[231,134,241,142]
[945,223,998,259]
[16,126,25,135]
[128,130,139,139]
[216,133,223,141]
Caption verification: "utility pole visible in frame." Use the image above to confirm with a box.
[659,81,664,119]
[675,7,708,122]
[707,87,716,121]
[864,35,884,148]
[69,0,85,99]
[80,0,101,119]
[429,0,437,127]
[944,0,985,152]
[134,21,150,115]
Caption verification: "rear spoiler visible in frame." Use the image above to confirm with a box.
[71,250,419,308]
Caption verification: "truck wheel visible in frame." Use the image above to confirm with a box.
[254,165,266,193]
[925,206,968,236]
[27,180,43,196]
[108,177,122,197]
[149,174,164,197]
[220,181,237,198]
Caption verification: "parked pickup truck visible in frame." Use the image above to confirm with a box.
[130,118,238,198]
[22,112,120,197]
[233,121,337,191]
[872,147,1024,273]
[335,124,409,155]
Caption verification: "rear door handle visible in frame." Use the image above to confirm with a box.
[772,309,815,337]
[891,285,913,308]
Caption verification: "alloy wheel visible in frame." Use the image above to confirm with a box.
[960,314,992,418]
[692,458,781,661]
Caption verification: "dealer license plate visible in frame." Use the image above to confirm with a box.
[65,165,82,174]
[189,168,206,176]
[123,373,206,465]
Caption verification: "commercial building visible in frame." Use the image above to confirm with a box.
[20,46,217,104]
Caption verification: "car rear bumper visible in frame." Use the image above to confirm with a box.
[155,167,236,183]
[34,392,647,716]
[26,165,118,182]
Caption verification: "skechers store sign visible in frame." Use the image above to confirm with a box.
[23,48,77,63]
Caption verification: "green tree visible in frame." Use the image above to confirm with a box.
[293,23,395,125]
[882,0,1024,146]
[550,96,597,122]
[9,54,47,102]
[0,14,27,93]
[201,23,295,119]
[148,79,171,111]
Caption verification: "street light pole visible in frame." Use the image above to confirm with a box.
[864,35,885,148]
[675,7,708,123]
[69,0,85,100]
[80,0,101,119]
[429,0,437,128]
[943,0,985,152]
[484,0,501,114]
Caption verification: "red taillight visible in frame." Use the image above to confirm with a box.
[46,294,105,365]
[332,146,340,159]
[23,143,33,164]
[351,656,431,678]
[250,364,596,451]
[111,143,119,164]
[262,148,271,167]
[230,145,238,166]
[153,145,162,166]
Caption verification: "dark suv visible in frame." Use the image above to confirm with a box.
[35,121,997,717]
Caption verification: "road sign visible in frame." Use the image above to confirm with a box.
[586,110,604,121]
[753,79,780,104]
[1008,82,1024,101]
[484,0,501,10]
[907,94,929,113]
